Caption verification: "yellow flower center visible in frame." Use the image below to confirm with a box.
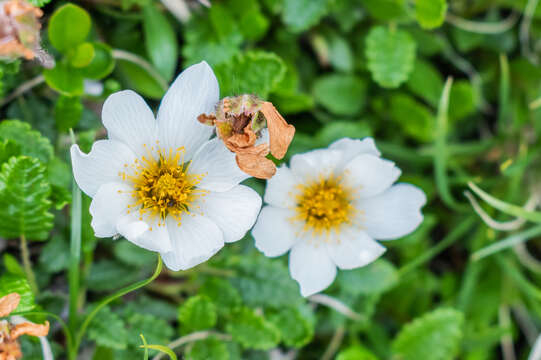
[119,144,207,227]
[293,175,356,235]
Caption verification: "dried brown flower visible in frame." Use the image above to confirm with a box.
[0,0,52,66]
[198,94,295,179]
[0,293,49,360]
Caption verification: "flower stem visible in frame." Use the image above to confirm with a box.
[19,234,38,294]
[73,255,163,355]
[68,177,82,336]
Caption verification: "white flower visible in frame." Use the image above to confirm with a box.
[71,62,262,271]
[252,138,426,296]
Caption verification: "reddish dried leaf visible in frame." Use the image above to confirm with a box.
[11,321,49,339]
[0,294,20,318]
[236,153,276,179]
[261,102,295,159]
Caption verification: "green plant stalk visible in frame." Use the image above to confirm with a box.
[68,178,82,339]
[496,255,541,302]
[398,216,476,277]
[73,255,163,355]
[19,234,38,294]
[471,224,541,261]
[498,54,510,131]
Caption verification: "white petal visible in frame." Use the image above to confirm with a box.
[70,140,137,197]
[290,149,343,182]
[326,229,386,269]
[116,213,173,254]
[198,185,262,243]
[89,182,132,237]
[157,61,218,159]
[161,214,224,271]
[329,137,381,166]
[289,240,337,297]
[264,165,298,209]
[102,90,158,157]
[358,183,426,240]
[253,206,298,257]
[189,138,249,192]
[343,154,401,198]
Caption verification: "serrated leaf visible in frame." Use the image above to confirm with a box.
[228,0,269,41]
[214,51,286,98]
[125,313,174,347]
[0,156,53,240]
[313,74,367,116]
[365,26,416,88]
[88,306,129,350]
[0,120,53,164]
[3,254,24,276]
[0,274,35,313]
[0,139,20,165]
[199,278,241,316]
[187,338,229,360]
[178,295,217,333]
[229,255,303,308]
[282,0,328,33]
[391,308,464,360]
[415,0,447,29]
[226,307,280,350]
[267,307,314,348]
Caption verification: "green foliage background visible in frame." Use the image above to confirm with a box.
[1,0,541,359]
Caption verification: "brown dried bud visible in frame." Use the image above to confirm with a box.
[198,94,295,179]
[11,321,49,339]
[0,0,52,66]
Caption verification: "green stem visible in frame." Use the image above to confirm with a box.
[471,224,541,261]
[68,178,82,336]
[19,234,38,295]
[73,255,163,354]
[398,217,476,277]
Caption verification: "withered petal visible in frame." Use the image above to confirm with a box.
[0,293,20,318]
[261,102,295,160]
[11,321,49,339]
[236,153,276,179]
[197,113,216,126]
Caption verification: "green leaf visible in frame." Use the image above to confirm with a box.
[39,235,69,273]
[54,95,83,132]
[199,278,242,316]
[28,0,51,6]
[43,62,84,96]
[48,4,91,52]
[229,255,303,308]
[313,74,367,116]
[282,0,328,33]
[360,0,409,21]
[448,80,476,121]
[336,345,379,360]
[215,51,286,98]
[116,60,165,100]
[267,307,314,348]
[3,253,24,276]
[0,274,35,312]
[226,307,280,350]
[317,121,372,145]
[114,240,156,267]
[187,338,230,360]
[0,120,53,164]
[406,58,444,107]
[0,156,53,240]
[0,139,21,165]
[178,295,217,333]
[415,0,447,29]
[80,43,115,80]
[69,42,95,68]
[391,308,464,360]
[124,313,174,347]
[389,94,434,142]
[86,260,141,291]
[337,259,398,296]
[140,345,177,360]
[228,0,269,41]
[88,306,129,350]
[365,26,416,88]
[143,4,178,81]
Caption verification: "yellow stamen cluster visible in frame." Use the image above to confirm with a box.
[293,175,355,236]
[119,143,207,228]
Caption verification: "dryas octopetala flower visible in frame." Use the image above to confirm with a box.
[252,138,426,296]
[71,62,262,271]
[0,293,49,360]
[0,0,52,66]
[198,95,295,179]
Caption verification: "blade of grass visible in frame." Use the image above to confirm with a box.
[498,54,510,131]
[468,182,541,223]
[471,224,541,261]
